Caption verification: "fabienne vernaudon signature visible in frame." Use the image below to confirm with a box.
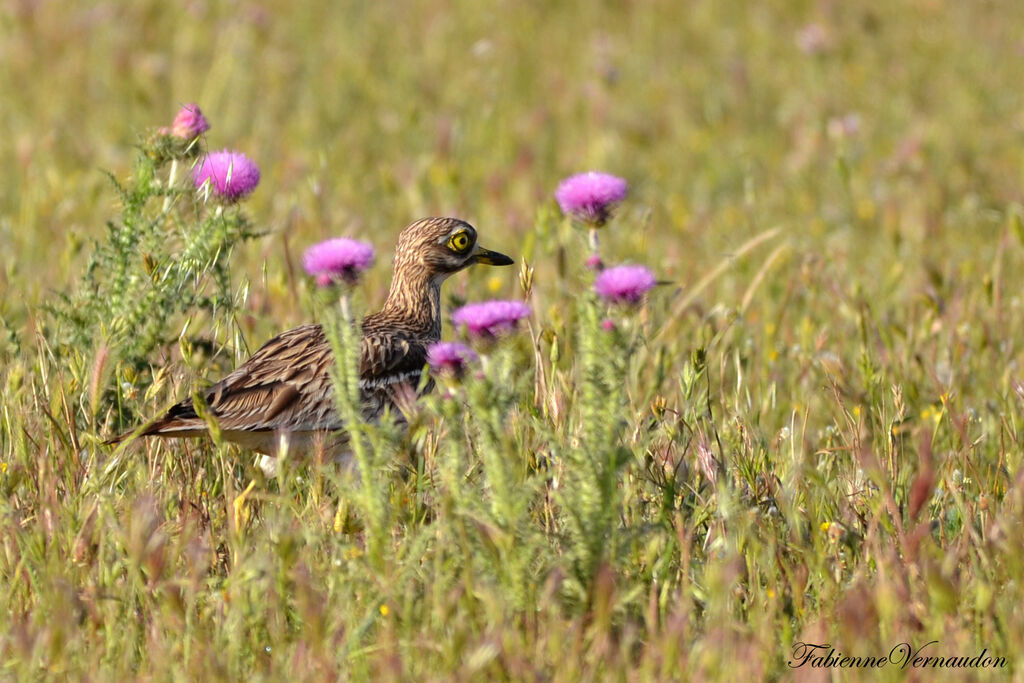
[788,641,1007,670]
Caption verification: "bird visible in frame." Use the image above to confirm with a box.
[109,216,513,467]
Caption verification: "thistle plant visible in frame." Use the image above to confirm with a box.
[426,340,479,495]
[554,171,628,259]
[52,105,259,433]
[451,300,531,342]
[593,264,657,304]
[148,102,210,163]
[560,263,656,588]
[168,103,210,140]
[303,237,389,562]
[426,341,477,384]
[448,300,532,523]
[193,151,262,204]
[433,300,541,604]
[303,238,376,287]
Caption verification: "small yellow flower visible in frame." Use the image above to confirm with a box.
[379,604,390,616]
[0,462,7,474]
[650,395,668,420]
[820,521,831,533]
[767,589,776,599]
[487,275,503,294]
[852,405,861,418]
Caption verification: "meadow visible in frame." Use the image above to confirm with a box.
[3,0,1024,679]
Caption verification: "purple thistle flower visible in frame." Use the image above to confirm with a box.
[427,341,478,379]
[452,300,531,339]
[193,150,260,203]
[303,238,376,286]
[594,264,656,304]
[171,103,210,140]
[554,172,628,226]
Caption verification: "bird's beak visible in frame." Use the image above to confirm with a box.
[474,245,514,266]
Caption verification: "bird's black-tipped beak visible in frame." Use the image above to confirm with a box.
[474,246,514,266]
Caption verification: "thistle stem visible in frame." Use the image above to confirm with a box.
[328,290,385,565]
[161,159,178,212]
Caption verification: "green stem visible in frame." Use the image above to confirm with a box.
[326,291,385,564]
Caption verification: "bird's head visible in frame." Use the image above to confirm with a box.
[393,217,513,280]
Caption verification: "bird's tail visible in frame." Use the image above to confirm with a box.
[104,416,182,447]
[103,423,156,447]
[103,431,131,447]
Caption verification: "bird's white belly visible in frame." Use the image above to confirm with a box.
[221,429,353,477]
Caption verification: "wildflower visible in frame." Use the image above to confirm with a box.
[601,318,616,332]
[303,238,376,286]
[452,300,531,339]
[827,113,861,141]
[594,264,656,304]
[193,150,260,203]
[554,172,628,226]
[796,23,830,55]
[170,103,210,140]
[427,341,478,380]
[585,253,604,271]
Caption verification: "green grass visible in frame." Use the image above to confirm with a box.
[3,0,1024,678]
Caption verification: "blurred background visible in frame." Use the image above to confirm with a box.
[4,0,1023,333]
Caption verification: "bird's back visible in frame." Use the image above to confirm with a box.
[127,318,433,450]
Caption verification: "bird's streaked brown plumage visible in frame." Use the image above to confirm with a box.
[111,217,513,460]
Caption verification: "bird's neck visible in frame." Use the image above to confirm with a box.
[380,268,444,339]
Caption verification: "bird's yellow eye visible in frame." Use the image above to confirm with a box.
[448,232,471,252]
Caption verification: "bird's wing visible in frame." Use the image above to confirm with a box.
[137,322,433,439]
[358,330,429,390]
[142,323,338,436]
[358,329,433,420]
